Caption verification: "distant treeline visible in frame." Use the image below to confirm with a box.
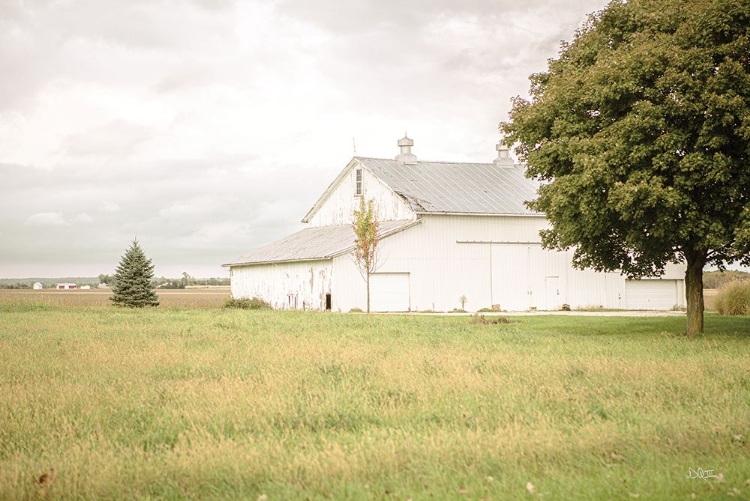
[155,276,231,289]
[703,270,750,289]
[0,282,33,289]
[0,276,230,289]
[0,277,100,289]
[98,273,229,289]
[5,271,744,290]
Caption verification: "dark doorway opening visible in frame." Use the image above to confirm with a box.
[325,293,332,311]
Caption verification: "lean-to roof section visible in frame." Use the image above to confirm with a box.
[223,219,420,267]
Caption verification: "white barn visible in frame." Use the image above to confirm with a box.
[224,137,686,312]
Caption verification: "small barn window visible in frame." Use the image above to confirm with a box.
[355,169,363,196]
[326,293,332,311]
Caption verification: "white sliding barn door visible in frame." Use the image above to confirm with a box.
[491,245,530,311]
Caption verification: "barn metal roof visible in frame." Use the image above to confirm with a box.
[223,219,419,267]
[357,158,541,215]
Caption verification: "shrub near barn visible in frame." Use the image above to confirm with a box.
[222,297,272,310]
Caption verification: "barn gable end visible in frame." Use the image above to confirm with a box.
[302,158,417,227]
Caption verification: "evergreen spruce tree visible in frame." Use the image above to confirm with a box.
[110,239,159,307]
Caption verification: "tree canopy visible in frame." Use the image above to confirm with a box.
[502,0,750,336]
[110,239,159,308]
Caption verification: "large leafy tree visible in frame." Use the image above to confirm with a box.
[353,197,381,313]
[110,239,159,308]
[502,0,750,337]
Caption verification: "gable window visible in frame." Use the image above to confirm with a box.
[355,168,363,196]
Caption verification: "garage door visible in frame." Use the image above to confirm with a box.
[370,273,410,312]
[625,280,679,310]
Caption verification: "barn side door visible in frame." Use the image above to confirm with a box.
[544,276,561,311]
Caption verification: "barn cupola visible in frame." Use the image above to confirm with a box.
[396,134,417,164]
[494,139,514,168]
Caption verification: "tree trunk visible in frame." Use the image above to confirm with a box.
[366,272,371,314]
[684,252,706,337]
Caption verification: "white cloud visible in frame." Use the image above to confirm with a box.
[158,197,218,219]
[73,213,94,224]
[100,203,121,213]
[65,120,152,157]
[25,212,68,226]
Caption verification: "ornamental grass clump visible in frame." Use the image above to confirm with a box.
[714,281,750,316]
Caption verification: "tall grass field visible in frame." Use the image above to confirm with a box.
[0,301,748,500]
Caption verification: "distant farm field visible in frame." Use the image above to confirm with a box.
[0,301,748,500]
[0,287,231,308]
[704,288,719,311]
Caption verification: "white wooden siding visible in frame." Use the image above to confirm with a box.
[331,255,367,312]
[306,160,416,227]
[230,260,332,310]
[660,262,687,280]
[330,214,683,312]
[230,213,686,313]
[335,214,532,312]
[567,268,625,309]
[489,243,625,311]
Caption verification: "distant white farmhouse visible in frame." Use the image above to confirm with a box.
[55,283,77,290]
[224,137,686,312]
[33,282,43,290]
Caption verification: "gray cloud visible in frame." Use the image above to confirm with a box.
[0,0,608,278]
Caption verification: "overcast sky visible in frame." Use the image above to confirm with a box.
[0,0,608,279]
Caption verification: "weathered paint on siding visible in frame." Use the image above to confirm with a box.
[230,260,332,310]
[307,160,416,227]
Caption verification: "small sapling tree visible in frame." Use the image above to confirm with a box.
[110,239,159,308]
[353,197,381,313]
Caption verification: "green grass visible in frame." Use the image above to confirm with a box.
[0,305,748,500]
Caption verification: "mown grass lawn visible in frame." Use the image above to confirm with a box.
[0,304,748,500]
